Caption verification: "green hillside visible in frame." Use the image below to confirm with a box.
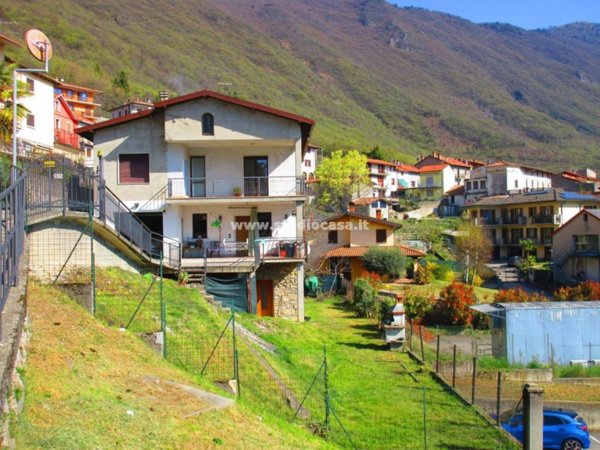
[2,0,600,170]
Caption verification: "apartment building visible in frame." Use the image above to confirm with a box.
[466,189,600,260]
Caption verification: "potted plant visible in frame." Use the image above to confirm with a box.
[233,186,242,197]
[177,271,189,286]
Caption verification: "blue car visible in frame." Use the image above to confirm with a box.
[502,408,590,450]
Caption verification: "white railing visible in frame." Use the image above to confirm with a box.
[167,176,305,198]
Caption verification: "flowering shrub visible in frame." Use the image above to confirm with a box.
[554,280,600,301]
[403,291,435,322]
[430,282,476,326]
[414,263,432,285]
[494,288,548,303]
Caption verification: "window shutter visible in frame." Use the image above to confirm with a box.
[119,154,149,183]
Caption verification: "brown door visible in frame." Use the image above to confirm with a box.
[235,216,250,256]
[256,280,274,317]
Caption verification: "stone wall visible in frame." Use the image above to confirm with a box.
[257,263,301,321]
[28,220,140,282]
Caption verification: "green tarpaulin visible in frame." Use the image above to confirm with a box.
[205,274,248,312]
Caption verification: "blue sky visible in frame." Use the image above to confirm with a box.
[391,0,599,29]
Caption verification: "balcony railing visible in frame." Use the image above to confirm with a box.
[54,129,80,149]
[181,237,306,261]
[167,176,306,199]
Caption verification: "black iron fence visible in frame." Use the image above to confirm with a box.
[0,168,26,311]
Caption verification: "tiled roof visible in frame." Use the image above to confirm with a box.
[417,164,449,173]
[417,153,471,168]
[324,245,425,259]
[77,90,314,148]
[446,184,465,195]
[324,212,401,228]
[485,160,555,176]
[396,163,420,173]
[468,189,600,207]
[367,158,397,167]
[350,197,393,206]
[561,171,600,183]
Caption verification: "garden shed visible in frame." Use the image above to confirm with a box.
[472,301,600,365]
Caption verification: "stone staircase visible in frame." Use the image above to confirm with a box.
[196,284,231,313]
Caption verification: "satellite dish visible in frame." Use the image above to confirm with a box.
[24,29,53,62]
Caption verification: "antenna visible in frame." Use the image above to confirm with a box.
[24,29,53,64]
[11,29,53,180]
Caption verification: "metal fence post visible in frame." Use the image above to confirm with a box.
[435,334,440,373]
[231,309,239,397]
[419,325,425,362]
[452,344,457,388]
[160,253,166,358]
[324,345,330,431]
[423,387,428,450]
[496,371,502,426]
[90,203,96,315]
[471,356,477,404]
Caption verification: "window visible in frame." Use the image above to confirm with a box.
[26,113,35,128]
[67,90,73,97]
[411,181,416,187]
[192,214,207,239]
[515,179,519,188]
[55,118,61,129]
[257,212,272,238]
[391,178,395,185]
[119,154,149,184]
[526,228,537,239]
[528,207,537,217]
[480,180,486,189]
[202,113,214,135]
[466,181,472,191]
[55,101,61,112]
[376,229,387,243]
[328,230,338,244]
[26,78,35,93]
[473,181,479,190]
[426,176,434,187]
[304,159,311,167]
[575,235,599,252]
[426,189,433,197]
[79,92,88,102]
[543,415,564,426]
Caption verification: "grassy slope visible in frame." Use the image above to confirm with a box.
[1,1,600,168]
[15,282,332,449]
[238,297,518,449]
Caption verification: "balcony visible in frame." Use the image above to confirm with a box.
[531,215,561,225]
[54,129,80,149]
[167,176,306,200]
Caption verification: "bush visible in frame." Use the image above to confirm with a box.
[431,263,455,282]
[430,282,476,326]
[494,288,548,303]
[376,296,396,324]
[414,263,432,285]
[554,280,600,301]
[353,278,378,318]
[361,247,406,279]
[403,291,435,321]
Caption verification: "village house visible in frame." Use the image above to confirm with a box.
[349,197,395,220]
[306,212,424,281]
[552,169,600,193]
[466,189,600,260]
[465,161,554,205]
[415,151,473,186]
[552,209,600,283]
[302,144,320,181]
[78,89,313,321]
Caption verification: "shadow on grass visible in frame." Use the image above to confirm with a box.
[340,341,388,351]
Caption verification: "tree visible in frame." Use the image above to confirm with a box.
[431,282,476,326]
[315,150,369,212]
[361,247,406,279]
[0,63,31,143]
[112,70,130,97]
[455,220,492,285]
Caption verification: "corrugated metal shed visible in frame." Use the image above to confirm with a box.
[473,302,600,365]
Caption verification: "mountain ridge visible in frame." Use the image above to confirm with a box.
[1,0,599,170]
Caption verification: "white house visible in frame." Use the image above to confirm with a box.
[78,90,314,321]
[15,72,55,155]
[302,144,320,180]
[465,161,554,204]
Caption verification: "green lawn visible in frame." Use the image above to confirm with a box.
[56,268,515,449]
[238,297,517,449]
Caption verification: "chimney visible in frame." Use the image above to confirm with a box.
[159,90,169,101]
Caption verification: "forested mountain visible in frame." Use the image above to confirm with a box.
[3,0,600,169]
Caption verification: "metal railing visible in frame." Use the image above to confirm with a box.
[54,129,80,149]
[255,238,306,260]
[0,168,25,312]
[99,185,181,267]
[167,176,306,198]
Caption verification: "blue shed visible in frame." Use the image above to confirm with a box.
[472,301,600,365]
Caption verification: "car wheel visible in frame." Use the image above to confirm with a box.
[561,438,583,450]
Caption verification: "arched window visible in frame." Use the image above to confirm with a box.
[202,113,214,136]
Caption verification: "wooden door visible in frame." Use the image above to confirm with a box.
[235,216,250,256]
[375,209,382,220]
[256,280,274,317]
